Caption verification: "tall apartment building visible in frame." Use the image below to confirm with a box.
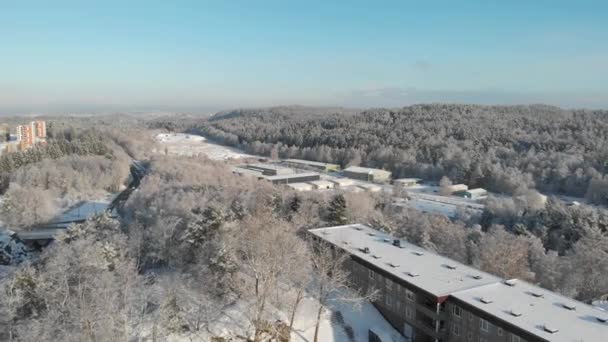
[33,120,46,139]
[309,224,607,342]
[16,124,34,149]
[11,121,47,151]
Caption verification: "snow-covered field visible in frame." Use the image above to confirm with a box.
[155,133,257,160]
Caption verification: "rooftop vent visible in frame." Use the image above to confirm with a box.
[367,233,375,237]
[361,247,370,254]
[407,271,420,278]
[392,239,401,247]
[472,275,483,280]
[530,291,544,298]
[543,325,559,334]
[372,255,381,259]
[504,279,517,287]
[383,238,391,243]
[413,251,424,256]
[561,303,576,311]
[480,297,493,304]
[509,309,522,317]
[597,316,608,323]
[321,231,329,235]
[444,264,457,270]
[342,241,349,245]
[354,226,363,231]
[388,262,400,268]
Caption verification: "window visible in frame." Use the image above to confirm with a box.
[452,324,460,336]
[386,278,393,290]
[511,335,523,342]
[405,306,414,319]
[385,295,393,308]
[406,289,414,301]
[368,269,376,280]
[469,312,474,321]
[453,305,462,318]
[395,299,402,312]
[479,318,490,332]
[498,328,503,336]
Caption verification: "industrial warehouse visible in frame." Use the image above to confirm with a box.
[310,224,608,342]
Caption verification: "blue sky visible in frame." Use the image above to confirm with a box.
[1,0,607,113]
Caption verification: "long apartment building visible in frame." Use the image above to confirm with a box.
[309,224,607,342]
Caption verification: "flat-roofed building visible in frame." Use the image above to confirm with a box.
[244,163,294,176]
[328,178,356,188]
[308,180,335,190]
[343,166,392,183]
[283,159,340,172]
[443,184,468,194]
[286,182,314,192]
[357,183,382,193]
[309,224,608,342]
[265,172,320,185]
[454,188,488,200]
[393,178,423,187]
[232,166,265,178]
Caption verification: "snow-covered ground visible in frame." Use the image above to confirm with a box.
[163,295,406,342]
[154,133,257,160]
[290,296,406,342]
[53,198,113,223]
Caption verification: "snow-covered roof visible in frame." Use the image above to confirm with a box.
[286,183,314,191]
[328,178,355,186]
[284,159,339,168]
[308,180,334,188]
[309,224,608,342]
[344,166,391,175]
[466,188,488,195]
[309,224,502,297]
[452,280,608,342]
[393,178,423,183]
[247,163,293,172]
[265,172,320,181]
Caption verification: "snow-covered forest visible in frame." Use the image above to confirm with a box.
[1,110,608,341]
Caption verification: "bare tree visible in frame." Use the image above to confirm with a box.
[309,242,376,342]
[233,212,304,341]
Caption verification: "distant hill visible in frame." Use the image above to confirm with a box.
[209,105,362,121]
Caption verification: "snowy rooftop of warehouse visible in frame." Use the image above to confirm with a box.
[452,280,608,342]
[247,163,293,172]
[343,166,390,174]
[265,172,320,181]
[309,224,502,297]
[284,159,339,167]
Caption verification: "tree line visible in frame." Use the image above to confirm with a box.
[193,104,608,205]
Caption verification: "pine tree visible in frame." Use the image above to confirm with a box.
[327,194,348,225]
[184,207,224,246]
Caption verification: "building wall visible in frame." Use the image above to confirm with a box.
[33,121,46,138]
[334,248,539,342]
[269,174,320,184]
[371,170,392,182]
[343,170,372,181]
[343,257,442,342]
